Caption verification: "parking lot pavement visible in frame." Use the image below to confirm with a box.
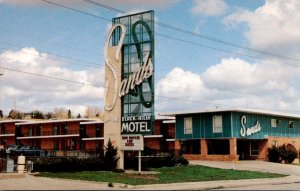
[0,174,116,190]
[189,160,300,176]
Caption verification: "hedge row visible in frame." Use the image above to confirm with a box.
[33,158,107,172]
[33,155,189,172]
[268,143,298,164]
[125,155,189,171]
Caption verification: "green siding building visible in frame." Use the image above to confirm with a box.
[162,108,300,161]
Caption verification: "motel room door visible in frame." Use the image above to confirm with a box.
[237,139,260,160]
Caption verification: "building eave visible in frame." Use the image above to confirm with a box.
[16,118,95,126]
[159,108,300,119]
[16,134,80,139]
[0,134,15,137]
[82,137,104,141]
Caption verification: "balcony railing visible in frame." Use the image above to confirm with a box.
[45,149,104,158]
[18,130,79,138]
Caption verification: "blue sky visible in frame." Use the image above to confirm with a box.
[1,0,300,116]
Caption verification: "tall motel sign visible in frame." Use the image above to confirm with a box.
[104,11,155,169]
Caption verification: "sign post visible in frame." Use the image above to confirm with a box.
[138,150,141,173]
[121,134,144,172]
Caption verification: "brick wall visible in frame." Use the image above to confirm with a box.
[68,122,80,134]
[167,123,175,138]
[85,140,104,150]
[86,124,96,137]
[0,122,16,146]
[5,123,15,134]
[41,139,54,150]
[267,137,300,149]
[144,138,160,150]
[154,121,161,135]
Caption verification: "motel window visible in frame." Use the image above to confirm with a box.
[53,126,58,135]
[29,128,32,137]
[96,125,100,137]
[289,121,294,129]
[213,115,223,133]
[0,124,5,134]
[271,119,279,128]
[64,124,68,134]
[54,139,58,150]
[250,141,259,156]
[184,117,193,134]
[40,125,43,136]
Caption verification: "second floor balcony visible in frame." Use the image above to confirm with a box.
[16,129,80,139]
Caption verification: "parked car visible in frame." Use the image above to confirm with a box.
[8,145,44,157]
[6,144,23,153]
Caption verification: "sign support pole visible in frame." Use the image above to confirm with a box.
[138,150,141,173]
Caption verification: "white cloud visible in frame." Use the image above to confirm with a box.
[0,48,104,116]
[224,0,300,56]
[202,57,296,91]
[191,0,227,16]
[157,67,205,97]
[156,58,300,114]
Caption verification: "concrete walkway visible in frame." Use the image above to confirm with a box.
[132,175,300,190]
[1,161,300,190]
[189,160,300,176]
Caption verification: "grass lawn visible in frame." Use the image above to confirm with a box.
[36,165,285,185]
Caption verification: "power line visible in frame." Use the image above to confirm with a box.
[38,0,300,67]
[2,0,300,114]
[0,26,100,57]
[2,65,300,114]
[1,1,295,102]
[0,41,102,69]
[0,46,97,70]
[1,1,296,101]
[155,33,300,67]
[82,0,126,14]
[39,0,110,21]
[81,0,300,64]
[0,66,100,87]
[156,95,300,114]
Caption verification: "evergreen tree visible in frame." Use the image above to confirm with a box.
[77,113,81,118]
[68,109,71,119]
[104,139,119,170]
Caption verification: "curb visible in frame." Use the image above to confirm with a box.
[0,173,25,179]
[130,175,300,190]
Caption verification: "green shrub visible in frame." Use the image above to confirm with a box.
[171,156,189,166]
[279,143,298,164]
[268,144,298,164]
[268,145,280,163]
[124,154,189,170]
[32,158,106,172]
[112,168,125,173]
